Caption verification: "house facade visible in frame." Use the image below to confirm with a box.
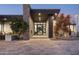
[23,4,60,39]
[0,15,23,40]
[23,4,77,39]
[0,4,78,40]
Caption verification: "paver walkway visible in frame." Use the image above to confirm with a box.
[0,39,79,55]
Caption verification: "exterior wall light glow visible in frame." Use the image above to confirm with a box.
[38,13,41,16]
[55,13,57,16]
[52,16,54,19]
[4,18,7,21]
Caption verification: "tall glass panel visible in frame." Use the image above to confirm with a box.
[34,22,46,35]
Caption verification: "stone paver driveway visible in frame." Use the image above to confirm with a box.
[0,39,79,55]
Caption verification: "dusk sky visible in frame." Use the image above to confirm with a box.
[0,4,79,15]
[0,4,22,15]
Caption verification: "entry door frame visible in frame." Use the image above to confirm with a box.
[34,22,46,35]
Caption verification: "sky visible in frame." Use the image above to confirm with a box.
[0,4,79,15]
[31,4,79,14]
[0,4,23,15]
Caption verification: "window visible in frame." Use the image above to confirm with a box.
[34,22,46,35]
[4,23,12,34]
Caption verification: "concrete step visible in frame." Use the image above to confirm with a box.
[30,35,48,39]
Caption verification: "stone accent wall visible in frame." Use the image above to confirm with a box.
[23,4,30,40]
[29,16,34,38]
[23,4,30,23]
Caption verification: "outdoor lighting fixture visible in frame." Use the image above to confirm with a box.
[38,13,41,16]
[52,16,54,19]
[55,13,58,16]
[4,18,7,21]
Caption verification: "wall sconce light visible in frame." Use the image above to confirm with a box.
[55,13,58,16]
[38,13,41,16]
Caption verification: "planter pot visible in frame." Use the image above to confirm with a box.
[12,35,20,40]
[5,34,12,41]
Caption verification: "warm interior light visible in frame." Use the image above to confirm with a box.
[70,25,76,32]
[4,23,13,34]
[39,17,41,21]
[53,20,56,26]
[70,25,74,32]
[52,16,54,19]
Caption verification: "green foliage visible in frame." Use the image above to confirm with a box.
[10,19,28,35]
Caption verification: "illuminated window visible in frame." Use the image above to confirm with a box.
[70,25,74,32]
[70,25,76,32]
[53,20,56,26]
[4,23,12,34]
[34,22,46,35]
[39,17,41,21]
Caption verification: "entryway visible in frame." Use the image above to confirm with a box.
[34,22,46,36]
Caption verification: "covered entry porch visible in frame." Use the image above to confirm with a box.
[29,9,60,39]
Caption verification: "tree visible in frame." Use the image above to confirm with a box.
[10,18,28,36]
[54,14,71,37]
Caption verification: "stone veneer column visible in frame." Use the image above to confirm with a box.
[29,16,34,38]
[46,20,49,38]
[23,4,30,23]
[23,4,30,40]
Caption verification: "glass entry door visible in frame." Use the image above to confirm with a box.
[34,22,46,35]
